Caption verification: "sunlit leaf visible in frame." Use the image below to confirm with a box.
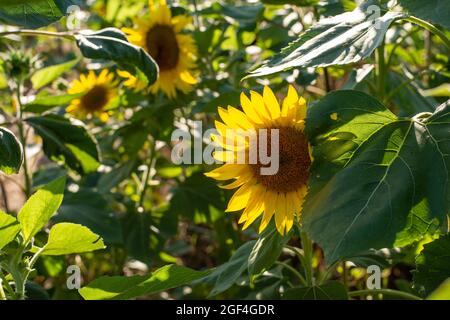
[31,59,80,90]
[0,127,23,175]
[0,211,21,250]
[41,223,105,256]
[79,265,210,300]
[26,115,100,174]
[75,28,158,85]
[414,234,450,296]
[303,92,449,264]
[18,176,66,242]
[245,1,404,78]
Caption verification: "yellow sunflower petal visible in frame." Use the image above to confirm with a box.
[226,182,254,212]
[263,86,281,119]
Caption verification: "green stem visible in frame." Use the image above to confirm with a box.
[15,84,31,198]
[349,289,422,300]
[404,16,450,51]
[300,231,314,286]
[275,261,307,287]
[0,29,74,40]
[138,141,156,209]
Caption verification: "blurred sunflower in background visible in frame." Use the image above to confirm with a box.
[67,70,118,122]
[205,86,311,235]
[121,0,197,98]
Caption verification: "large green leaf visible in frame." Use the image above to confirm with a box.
[248,227,290,276]
[26,115,100,174]
[283,281,348,300]
[79,265,210,300]
[207,241,255,296]
[0,211,21,250]
[18,176,66,242]
[0,0,80,29]
[414,234,450,296]
[41,223,105,256]
[75,28,158,85]
[0,127,23,175]
[303,91,449,264]
[31,59,80,90]
[427,278,450,300]
[398,0,450,29]
[245,1,404,78]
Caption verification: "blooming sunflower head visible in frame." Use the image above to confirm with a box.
[67,70,118,122]
[205,85,311,235]
[121,0,197,98]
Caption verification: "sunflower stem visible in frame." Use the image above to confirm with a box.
[15,83,32,198]
[138,140,156,210]
[300,230,314,286]
[0,29,75,40]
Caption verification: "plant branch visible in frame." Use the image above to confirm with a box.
[275,261,307,286]
[0,29,74,40]
[349,289,422,300]
[15,84,31,198]
[404,16,450,50]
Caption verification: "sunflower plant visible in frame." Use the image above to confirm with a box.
[0,0,449,303]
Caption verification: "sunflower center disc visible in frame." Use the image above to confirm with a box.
[81,85,109,111]
[146,25,180,71]
[251,127,310,193]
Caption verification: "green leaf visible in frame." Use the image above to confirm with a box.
[0,127,23,175]
[79,265,210,300]
[74,28,158,85]
[0,211,21,250]
[208,241,255,296]
[26,115,100,174]
[398,0,450,29]
[22,92,84,114]
[169,171,226,222]
[0,0,79,28]
[283,281,348,300]
[422,83,450,97]
[18,176,66,242]
[303,92,449,264]
[414,234,450,296]
[245,1,404,78]
[55,189,123,245]
[97,160,136,193]
[41,223,105,256]
[248,227,290,276]
[31,59,79,90]
[427,278,450,300]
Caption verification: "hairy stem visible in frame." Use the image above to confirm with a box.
[349,289,422,300]
[0,29,74,40]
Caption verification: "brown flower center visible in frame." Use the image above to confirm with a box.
[146,25,180,71]
[251,127,310,193]
[80,85,109,112]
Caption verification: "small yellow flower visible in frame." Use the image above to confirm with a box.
[120,0,197,98]
[67,70,118,122]
[205,85,311,235]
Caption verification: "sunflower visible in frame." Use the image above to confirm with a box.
[205,86,311,235]
[121,0,197,98]
[67,70,118,122]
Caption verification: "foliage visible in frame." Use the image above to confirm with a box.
[0,0,449,301]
